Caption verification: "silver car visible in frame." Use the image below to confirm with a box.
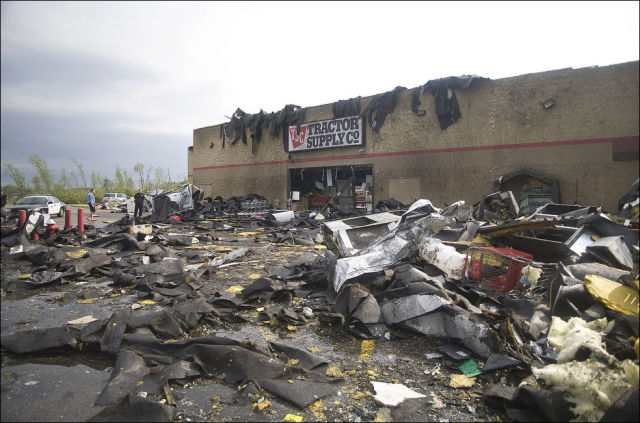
[4,195,66,217]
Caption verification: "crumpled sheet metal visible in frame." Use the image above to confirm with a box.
[331,210,454,294]
[400,307,494,358]
[380,294,451,325]
[586,235,634,270]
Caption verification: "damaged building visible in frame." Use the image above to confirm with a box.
[1,61,639,423]
[189,61,638,214]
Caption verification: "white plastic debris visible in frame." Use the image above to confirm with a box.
[67,315,98,325]
[9,245,24,254]
[371,381,426,407]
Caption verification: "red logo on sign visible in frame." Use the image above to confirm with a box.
[289,125,307,149]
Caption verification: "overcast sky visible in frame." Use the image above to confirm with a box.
[1,1,638,187]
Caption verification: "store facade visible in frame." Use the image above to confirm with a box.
[189,61,639,212]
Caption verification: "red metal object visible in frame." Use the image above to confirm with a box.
[46,224,59,237]
[78,208,84,233]
[463,247,533,293]
[64,209,72,230]
[32,232,39,241]
[308,196,330,206]
[18,210,26,229]
[170,215,181,221]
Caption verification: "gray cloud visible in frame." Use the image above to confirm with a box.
[1,109,189,186]
[1,43,154,91]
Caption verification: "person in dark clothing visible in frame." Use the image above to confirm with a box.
[134,189,145,220]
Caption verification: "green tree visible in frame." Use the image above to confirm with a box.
[70,170,79,188]
[57,168,70,190]
[29,155,54,192]
[31,175,43,193]
[3,163,29,200]
[101,177,112,190]
[91,171,102,189]
[133,163,145,190]
[72,158,87,188]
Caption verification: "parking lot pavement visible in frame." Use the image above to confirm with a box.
[51,207,145,229]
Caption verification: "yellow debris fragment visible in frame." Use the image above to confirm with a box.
[283,414,303,422]
[325,364,344,378]
[225,286,244,294]
[307,346,322,354]
[256,307,265,312]
[309,400,326,420]
[238,232,260,237]
[286,325,297,331]
[358,339,375,361]
[288,359,300,365]
[77,298,99,304]
[136,381,144,386]
[585,274,639,316]
[374,408,393,422]
[248,274,262,279]
[288,379,294,384]
[252,399,270,411]
[137,299,158,305]
[314,244,327,250]
[450,374,476,388]
[214,247,234,253]
[18,273,32,279]
[352,391,371,400]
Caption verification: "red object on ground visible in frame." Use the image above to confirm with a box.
[32,233,39,241]
[463,247,533,293]
[64,209,72,230]
[170,215,181,221]
[18,210,26,229]
[78,208,84,233]
[46,225,59,237]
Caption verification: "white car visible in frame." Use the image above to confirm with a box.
[4,195,66,217]
[102,193,129,205]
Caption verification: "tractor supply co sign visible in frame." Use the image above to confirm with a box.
[288,116,364,152]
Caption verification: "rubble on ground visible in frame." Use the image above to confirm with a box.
[1,180,638,422]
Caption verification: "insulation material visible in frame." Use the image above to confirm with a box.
[531,359,639,422]
[584,274,639,316]
[520,265,542,288]
[418,238,467,280]
[547,316,614,364]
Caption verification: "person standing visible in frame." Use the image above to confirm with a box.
[87,188,96,221]
[134,189,145,221]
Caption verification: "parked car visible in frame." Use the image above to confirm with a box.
[3,195,66,217]
[102,193,129,205]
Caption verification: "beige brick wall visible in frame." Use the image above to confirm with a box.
[190,61,639,210]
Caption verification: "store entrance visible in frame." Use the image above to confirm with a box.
[288,165,373,213]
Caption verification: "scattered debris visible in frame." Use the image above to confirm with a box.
[2,183,638,422]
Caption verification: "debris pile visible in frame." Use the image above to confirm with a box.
[1,178,638,422]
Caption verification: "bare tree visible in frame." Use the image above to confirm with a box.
[72,158,87,188]
[133,163,145,190]
[70,170,79,188]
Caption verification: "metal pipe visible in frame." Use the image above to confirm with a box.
[78,208,84,233]
[64,209,72,230]
[18,210,26,229]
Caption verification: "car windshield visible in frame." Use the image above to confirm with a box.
[16,196,48,205]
